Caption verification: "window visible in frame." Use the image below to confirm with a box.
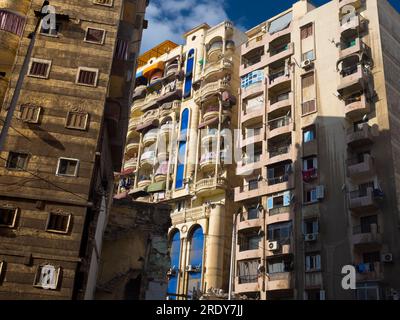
[267,191,292,212]
[46,212,71,234]
[267,222,292,242]
[239,232,260,251]
[40,20,61,36]
[237,260,259,284]
[28,59,52,78]
[247,206,259,220]
[304,219,319,235]
[76,67,98,87]
[305,289,323,300]
[0,10,25,36]
[302,73,314,88]
[248,179,258,191]
[33,265,61,290]
[241,70,264,89]
[19,104,41,123]
[303,126,316,143]
[0,207,18,228]
[303,157,317,170]
[304,188,318,203]
[93,0,113,6]
[115,39,129,60]
[66,111,88,130]
[302,50,315,61]
[84,28,105,44]
[301,23,313,40]
[302,100,316,115]
[305,253,321,272]
[356,283,381,300]
[360,215,378,233]
[267,258,293,274]
[6,152,28,170]
[56,158,79,177]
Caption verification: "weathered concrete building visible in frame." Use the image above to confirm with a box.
[233,0,400,300]
[95,199,170,300]
[0,0,149,299]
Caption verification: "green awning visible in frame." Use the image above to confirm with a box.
[128,186,149,198]
[147,181,166,193]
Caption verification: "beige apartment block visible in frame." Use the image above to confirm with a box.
[118,22,247,299]
[233,0,400,300]
[0,0,149,299]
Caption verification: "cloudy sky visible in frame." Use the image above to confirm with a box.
[141,0,400,53]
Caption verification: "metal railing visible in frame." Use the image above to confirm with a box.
[268,116,291,130]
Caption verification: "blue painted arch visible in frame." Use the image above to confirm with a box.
[175,108,190,189]
[167,229,181,300]
[187,225,204,299]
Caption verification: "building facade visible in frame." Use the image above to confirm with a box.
[233,0,400,300]
[118,22,247,299]
[0,0,149,299]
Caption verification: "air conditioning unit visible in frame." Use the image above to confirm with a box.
[382,253,393,263]
[186,265,195,272]
[301,59,314,69]
[304,233,318,242]
[268,241,280,251]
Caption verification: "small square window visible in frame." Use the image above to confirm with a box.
[303,126,316,143]
[66,111,89,130]
[46,212,71,234]
[19,104,41,123]
[0,207,18,228]
[28,59,52,78]
[6,152,29,170]
[56,158,79,177]
[84,28,105,44]
[33,264,61,290]
[301,23,313,40]
[76,67,99,87]
[40,20,62,37]
[93,0,113,7]
[302,50,315,62]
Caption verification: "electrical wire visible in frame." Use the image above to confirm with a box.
[0,154,89,202]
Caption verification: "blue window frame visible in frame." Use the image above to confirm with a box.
[167,230,181,300]
[241,70,264,89]
[175,108,189,189]
[187,226,204,299]
[184,49,195,98]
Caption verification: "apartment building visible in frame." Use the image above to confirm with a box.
[233,0,400,300]
[0,0,149,299]
[117,22,247,299]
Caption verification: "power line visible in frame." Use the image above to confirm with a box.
[0,155,89,202]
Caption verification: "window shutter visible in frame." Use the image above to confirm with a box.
[316,185,325,199]
[316,255,321,270]
[320,290,326,300]
[267,197,273,210]
[305,256,311,271]
[311,189,317,202]
[283,191,291,206]
[304,130,311,142]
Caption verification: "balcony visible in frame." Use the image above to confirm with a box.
[137,177,152,188]
[356,262,384,282]
[236,247,261,261]
[199,152,217,171]
[201,129,217,145]
[339,38,368,60]
[267,145,292,166]
[266,206,292,226]
[140,150,156,167]
[339,13,365,35]
[338,0,362,11]
[268,92,292,114]
[344,94,370,120]
[159,123,173,138]
[268,116,293,139]
[337,65,370,98]
[125,140,140,158]
[267,174,294,194]
[194,80,231,104]
[302,168,318,183]
[352,224,382,247]
[266,241,293,258]
[234,180,268,202]
[207,41,223,61]
[195,177,226,196]
[203,58,233,81]
[128,117,140,132]
[240,128,264,148]
[268,23,292,42]
[347,154,374,180]
[123,158,138,172]
[346,123,373,148]
[165,63,179,77]
[241,105,264,126]
[266,43,294,65]
[240,54,268,76]
[131,97,146,113]
[349,187,379,213]
[235,276,260,294]
[143,131,158,146]
[305,272,323,289]
[268,70,291,92]
[236,156,264,176]
[237,215,263,231]
[242,34,267,56]
[266,272,293,291]
[203,105,220,122]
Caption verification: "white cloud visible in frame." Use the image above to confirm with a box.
[140,0,230,53]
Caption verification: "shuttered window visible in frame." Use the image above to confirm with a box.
[66,111,88,130]
[301,23,313,40]
[85,28,105,44]
[0,10,25,36]
[0,207,18,228]
[19,104,41,123]
[115,39,129,60]
[28,59,51,78]
[93,0,113,6]
[46,212,71,234]
[76,68,98,86]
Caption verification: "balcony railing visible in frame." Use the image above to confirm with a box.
[269,206,290,216]
[268,145,290,158]
[268,174,290,186]
[268,116,291,130]
[238,275,258,284]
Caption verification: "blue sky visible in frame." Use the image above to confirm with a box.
[141,0,400,52]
